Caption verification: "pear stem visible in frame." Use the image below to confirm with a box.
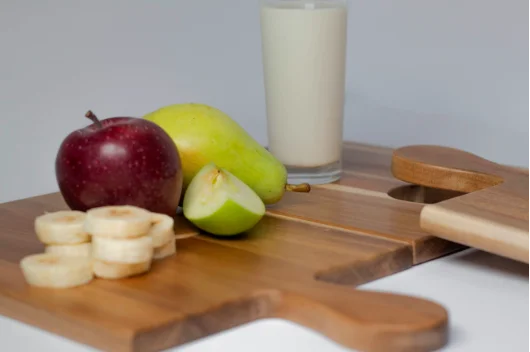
[285,183,311,193]
[85,110,103,129]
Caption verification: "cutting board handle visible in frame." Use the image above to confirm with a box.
[391,145,506,193]
[391,144,529,264]
[270,284,448,352]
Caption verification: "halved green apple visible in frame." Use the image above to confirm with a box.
[182,163,266,236]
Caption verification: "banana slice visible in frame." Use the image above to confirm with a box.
[92,235,153,264]
[149,213,175,248]
[92,260,151,279]
[20,253,93,288]
[35,211,89,245]
[85,205,152,238]
[45,243,92,257]
[153,237,176,260]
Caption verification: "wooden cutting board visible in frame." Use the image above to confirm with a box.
[392,145,529,263]
[269,142,464,265]
[0,142,465,352]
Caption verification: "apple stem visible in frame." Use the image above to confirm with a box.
[285,183,311,193]
[85,110,103,128]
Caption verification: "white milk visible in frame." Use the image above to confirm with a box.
[260,0,347,168]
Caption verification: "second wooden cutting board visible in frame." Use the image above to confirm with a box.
[270,142,465,265]
[392,145,529,263]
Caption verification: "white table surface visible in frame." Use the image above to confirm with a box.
[0,247,527,352]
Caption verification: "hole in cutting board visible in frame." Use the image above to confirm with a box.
[387,185,465,204]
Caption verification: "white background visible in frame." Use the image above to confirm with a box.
[0,1,528,351]
[0,0,528,203]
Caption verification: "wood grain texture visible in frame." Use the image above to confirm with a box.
[392,145,529,263]
[268,185,464,264]
[202,214,413,286]
[0,192,448,352]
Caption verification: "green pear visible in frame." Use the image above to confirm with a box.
[143,103,309,204]
[183,163,265,236]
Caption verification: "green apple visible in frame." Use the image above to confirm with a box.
[182,163,266,236]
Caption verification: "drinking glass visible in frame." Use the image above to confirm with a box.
[260,0,348,184]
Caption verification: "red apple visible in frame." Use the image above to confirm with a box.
[55,111,183,216]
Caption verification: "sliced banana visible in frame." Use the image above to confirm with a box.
[92,260,151,279]
[153,237,176,260]
[92,235,153,264]
[34,211,89,245]
[20,253,93,288]
[85,205,152,238]
[149,213,175,248]
[45,243,92,257]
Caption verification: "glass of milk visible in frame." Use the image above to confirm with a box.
[260,0,348,185]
